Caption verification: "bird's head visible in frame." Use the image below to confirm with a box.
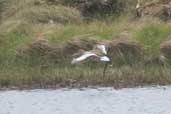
[94,44,108,55]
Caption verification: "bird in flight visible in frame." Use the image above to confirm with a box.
[71,44,110,64]
[71,44,111,77]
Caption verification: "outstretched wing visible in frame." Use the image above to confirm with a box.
[72,52,97,64]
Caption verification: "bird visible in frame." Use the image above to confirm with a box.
[71,44,110,64]
[71,44,111,77]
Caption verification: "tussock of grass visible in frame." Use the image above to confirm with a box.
[17,5,82,24]
[135,22,171,57]
[0,20,34,65]
[2,0,82,24]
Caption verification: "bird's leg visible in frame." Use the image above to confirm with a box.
[103,62,108,78]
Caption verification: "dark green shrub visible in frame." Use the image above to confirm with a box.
[46,0,136,18]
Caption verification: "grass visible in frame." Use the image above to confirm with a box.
[135,22,171,57]
[1,0,82,24]
[0,64,171,89]
[0,0,171,89]
[1,18,171,89]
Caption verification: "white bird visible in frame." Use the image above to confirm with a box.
[96,45,107,55]
[100,56,110,62]
[71,44,111,77]
[71,44,110,64]
[136,3,140,9]
[72,52,97,64]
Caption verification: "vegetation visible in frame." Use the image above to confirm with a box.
[0,0,171,89]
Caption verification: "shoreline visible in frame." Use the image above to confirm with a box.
[1,65,171,91]
[0,83,170,91]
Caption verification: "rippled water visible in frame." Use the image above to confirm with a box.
[0,86,171,114]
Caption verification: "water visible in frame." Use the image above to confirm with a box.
[0,86,171,114]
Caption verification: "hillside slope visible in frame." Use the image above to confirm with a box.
[0,0,171,89]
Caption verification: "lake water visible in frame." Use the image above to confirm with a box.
[0,86,171,114]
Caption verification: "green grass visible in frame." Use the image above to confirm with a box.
[46,21,119,45]
[1,0,82,24]
[0,20,34,65]
[135,23,171,57]
[0,64,171,89]
[1,0,171,89]
[1,19,171,89]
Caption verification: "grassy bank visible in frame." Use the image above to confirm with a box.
[1,64,171,89]
[0,0,171,89]
[0,18,171,89]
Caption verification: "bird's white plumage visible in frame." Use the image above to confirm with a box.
[72,44,110,64]
[72,52,97,64]
[100,56,110,62]
[136,3,141,9]
[97,45,107,55]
